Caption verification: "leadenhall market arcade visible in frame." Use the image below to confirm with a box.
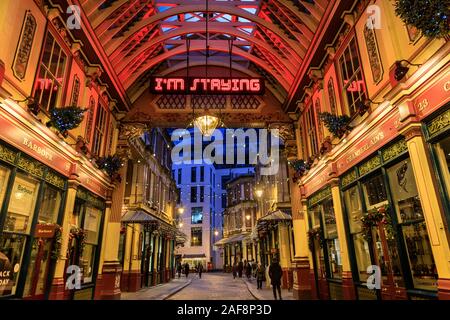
[0,0,449,300]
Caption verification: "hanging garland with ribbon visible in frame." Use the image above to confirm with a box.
[360,205,395,241]
[288,159,312,183]
[70,227,87,257]
[96,154,123,183]
[318,112,352,139]
[46,106,86,138]
[307,227,324,250]
[394,0,450,38]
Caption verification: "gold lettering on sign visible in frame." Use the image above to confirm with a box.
[22,138,54,161]
[444,81,450,92]
[416,98,429,112]
[346,132,385,164]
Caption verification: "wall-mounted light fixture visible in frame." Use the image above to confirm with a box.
[394,60,422,82]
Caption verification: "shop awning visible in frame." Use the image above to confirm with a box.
[121,210,158,223]
[259,209,292,222]
[183,254,206,259]
[215,233,251,246]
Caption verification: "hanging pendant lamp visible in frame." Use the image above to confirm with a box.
[192,0,222,137]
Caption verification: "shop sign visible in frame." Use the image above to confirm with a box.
[0,116,71,176]
[35,224,56,238]
[336,110,400,174]
[303,165,332,197]
[78,169,108,198]
[149,76,265,95]
[0,254,13,288]
[414,73,450,119]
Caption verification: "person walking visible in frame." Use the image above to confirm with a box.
[252,260,257,278]
[184,263,190,278]
[245,261,252,280]
[238,260,244,278]
[198,263,203,279]
[269,259,283,300]
[232,261,237,279]
[176,263,182,279]
[256,263,265,289]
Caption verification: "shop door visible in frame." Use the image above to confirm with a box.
[23,239,53,300]
[362,173,407,300]
[312,237,330,300]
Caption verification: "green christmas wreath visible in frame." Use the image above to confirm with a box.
[395,0,450,38]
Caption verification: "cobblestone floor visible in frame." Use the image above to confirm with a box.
[121,276,192,300]
[168,273,256,300]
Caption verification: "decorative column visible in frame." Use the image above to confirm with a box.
[329,177,356,299]
[49,172,79,300]
[152,234,160,285]
[278,223,291,289]
[400,124,450,300]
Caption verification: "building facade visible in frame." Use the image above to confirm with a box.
[221,175,258,271]
[0,0,130,299]
[284,0,450,300]
[119,129,179,292]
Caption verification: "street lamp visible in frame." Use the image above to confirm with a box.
[245,214,251,221]
[214,230,219,237]
[255,189,263,198]
[177,207,185,215]
[179,222,184,228]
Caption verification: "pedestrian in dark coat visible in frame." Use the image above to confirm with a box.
[198,263,203,279]
[269,259,283,300]
[176,263,182,279]
[238,260,244,278]
[245,261,252,279]
[184,263,190,278]
[256,263,265,289]
[232,262,237,279]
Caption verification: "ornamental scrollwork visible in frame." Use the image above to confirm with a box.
[359,155,381,176]
[427,109,450,138]
[382,139,407,162]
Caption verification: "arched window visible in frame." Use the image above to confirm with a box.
[328,78,337,115]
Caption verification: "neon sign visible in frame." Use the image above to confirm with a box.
[149,77,265,95]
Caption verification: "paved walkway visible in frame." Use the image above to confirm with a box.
[121,276,192,300]
[168,273,255,300]
[242,277,295,300]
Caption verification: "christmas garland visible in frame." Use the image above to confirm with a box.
[47,106,86,137]
[51,225,63,260]
[360,205,395,241]
[307,227,324,250]
[96,155,122,182]
[70,227,86,257]
[318,112,351,139]
[394,0,450,38]
[289,159,311,183]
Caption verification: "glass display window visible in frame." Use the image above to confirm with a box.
[0,165,11,205]
[386,158,438,291]
[4,173,40,234]
[432,135,450,210]
[37,184,62,224]
[361,172,404,288]
[343,185,372,282]
[83,206,101,245]
[0,234,27,297]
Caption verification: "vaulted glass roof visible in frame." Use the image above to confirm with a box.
[82,0,329,101]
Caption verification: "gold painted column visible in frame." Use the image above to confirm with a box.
[278,222,291,289]
[49,175,79,300]
[330,178,356,299]
[153,234,160,285]
[95,161,129,299]
[401,124,450,299]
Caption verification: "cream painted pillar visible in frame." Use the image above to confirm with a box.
[278,223,291,269]
[50,178,79,299]
[401,125,450,299]
[330,179,356,299]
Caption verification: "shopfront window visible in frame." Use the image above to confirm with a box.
[37,185,62,224]
[4,173,40,234]
[433,135,450,208]
[82,206,102,284]
[0,166,11,204]
[322,199,342,279]
[0,234,26,297]
[362,173,404,288]
[344,185,371,282]
[387,159,438,291]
